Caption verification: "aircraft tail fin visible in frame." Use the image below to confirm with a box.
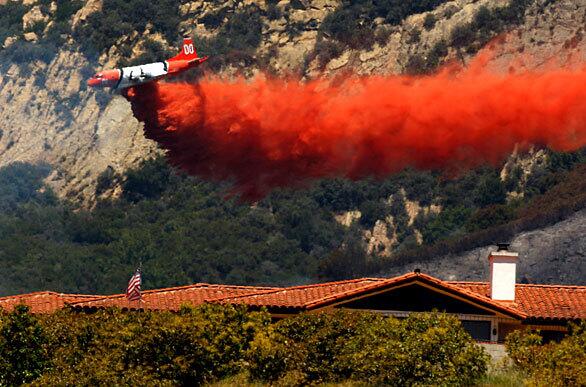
[168,37,198,62]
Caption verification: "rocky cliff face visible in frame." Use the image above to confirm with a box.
[2,0,584,205]
[0,0,584,287]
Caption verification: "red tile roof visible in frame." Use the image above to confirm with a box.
[4,274,585,322]
[451,282,586,321]
[215,277,385,308]
[69,283,278,311]
[0,292,98,314]
[217,273,526,319]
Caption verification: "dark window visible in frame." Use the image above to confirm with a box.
[461,320,491,341]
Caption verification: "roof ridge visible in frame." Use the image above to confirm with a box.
[58,293,103,298]
[68,283,281,307]
[206,288,280,303]
[303,273,420,308]
[216,277,387,304]
[79,283,280,301]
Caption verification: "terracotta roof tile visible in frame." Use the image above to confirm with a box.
[452,282,586,321]
[70,283,278,311]
[4,274,585,321]
[215,277,386,309]
[218,273,525,319]
[0,292,98,314]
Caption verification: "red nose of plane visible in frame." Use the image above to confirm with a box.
[87,77,101,87]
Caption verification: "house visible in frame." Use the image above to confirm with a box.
[3,245,586,344]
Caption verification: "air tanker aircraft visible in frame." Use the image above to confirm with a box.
[87,37,208,89]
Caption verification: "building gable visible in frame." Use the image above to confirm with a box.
[335,282,497,316]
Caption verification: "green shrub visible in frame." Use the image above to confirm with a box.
[345,312,489,385]
[320,0,447,50]
[423,13,437,30]
[473,172,507,207]
[320,4,376,50]
[0,305,48,386]
[450,0,531,55]
[74,0,180,56]
[122,157,174,202]
[465,204,516,232]
[0,2,27,44]
[247,310,489,385]
[451,23,476,49]
[24,20,47,36]
[266,3,282,21]
[54,0,84,23]
[37,305,271,385]
[421,206,472,244]
[125,304,270,384]
[407,28,421,44]
[315,39,345,68]
[120,38,174,67]
[201,7,229,29]
[505,328,543,369]
[195,4,264,71]
[405,53,428,75]
[318,233,369,280]
[506,324,586,386]
[359,199,388,228]
[1,40,57,64]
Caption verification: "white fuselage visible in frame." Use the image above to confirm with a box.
[116,62,168,89]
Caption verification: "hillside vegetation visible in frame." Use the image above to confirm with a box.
[0,148,584,295]
[1,0,585,293]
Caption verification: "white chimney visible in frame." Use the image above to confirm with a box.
[489,243,518,301]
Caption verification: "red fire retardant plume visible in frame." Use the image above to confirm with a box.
[124,65,586,200]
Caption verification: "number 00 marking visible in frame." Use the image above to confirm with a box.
[183,44,194,55]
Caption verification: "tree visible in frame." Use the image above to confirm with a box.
[473,172,507,207]
[0,305,48,385]
[359,200,388,228]
[246,310,489,385]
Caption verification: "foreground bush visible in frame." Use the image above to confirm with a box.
[0,305,489,385]
[247,310,489,385]
[0,305,48,386]
[506,323,586,386]
[34,304,270,385]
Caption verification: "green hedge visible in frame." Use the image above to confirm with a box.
[0,306,489,385]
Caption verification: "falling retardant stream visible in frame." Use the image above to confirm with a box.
[123,62,586,200]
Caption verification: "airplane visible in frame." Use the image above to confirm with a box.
[87,37,208,89]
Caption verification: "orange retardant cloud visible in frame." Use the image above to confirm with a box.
[124,64,586,200]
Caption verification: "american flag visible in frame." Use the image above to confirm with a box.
[126,269,142,301]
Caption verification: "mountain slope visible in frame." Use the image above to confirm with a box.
[0,0,585,294]
[1,0,584,204]
[381,208,586,285]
